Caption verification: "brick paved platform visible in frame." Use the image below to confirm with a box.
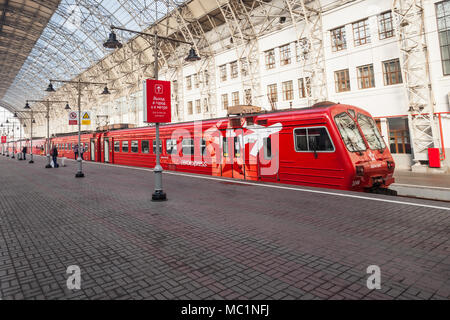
[0,155,449,300]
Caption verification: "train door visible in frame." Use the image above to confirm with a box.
[221,129,245,179]
[90,139,96,161]
[104,137,111,163]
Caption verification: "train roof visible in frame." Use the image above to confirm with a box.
[105,101,365,135]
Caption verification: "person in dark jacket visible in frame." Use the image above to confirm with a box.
[22,145,27,160]
[51,145,59,168]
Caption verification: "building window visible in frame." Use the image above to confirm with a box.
[388,117,411,154]
[378,11,394,40]
[298,77,311,98]
[295,38,309,61]
[282,80,294,101]
[267,84,278,103]
[352,18,371,46]
[195,99,201,113]
[187,101,193,115]
[334,69,351,92]
[244,89,252,105]
[331,26,347,52]
[382,59,402,85]
[221,94,229,110]
[265,49,275,69]
[220,64,227,82]
[203,98,209,112]
[279,44,291,65]
[122,141,129,153]
[142,140,150,153]
[131,140,138,153]
[232,91,239,106]
[436,1,450,75]
[230,61,238,79]
[357,64,375,89]
[186,76,192,90]
[194,73,199,88]
[240,59,248,76]
[114,141,120,152]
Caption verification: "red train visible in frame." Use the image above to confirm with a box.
[27,102,397,193]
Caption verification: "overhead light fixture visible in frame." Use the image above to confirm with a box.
[46,82,56,92]
[5,119,9,123]
[32,119,36,124]
[103,31,123,49]
[279,16,286,23]
[24,102,30,109]
[23,123,27,128]
[185,47,201,62]
[14,112,17,117]
[65,103,71,110]
[101,86,110,95]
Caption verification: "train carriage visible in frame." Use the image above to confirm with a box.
[50,102,395,193]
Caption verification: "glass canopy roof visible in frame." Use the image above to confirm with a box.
[1,0,185,110]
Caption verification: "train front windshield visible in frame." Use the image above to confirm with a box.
[334,112,366,152]
[357,114,386,151]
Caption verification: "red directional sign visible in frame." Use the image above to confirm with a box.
[143,79,171,123]
[68,111,78,125]
[1,136,6,143]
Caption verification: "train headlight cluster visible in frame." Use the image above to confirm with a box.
[386,161,394,170]
[355,165,365,176]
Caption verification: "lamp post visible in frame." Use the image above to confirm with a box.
[19,109,41,163]
[1,122,16,157]
[46,79,109,177]
[25,100,70,168]
[5,118,19,158]
[104,25,200,201]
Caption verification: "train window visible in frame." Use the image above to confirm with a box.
[264,137,272,159]
[182,139,194,155]
[234,137,241,157]
[357,114,386,151]
[201,139,207,156]
[223,137,228,157]
[294,129,308,151]
[142,140,150,153]
[152,140,162,154]
[131,141,138,153]
[294,127,334,152]
[166,139,177,154]
[334,112,367,152]
[114,141,120,152]
[122,141,129,153]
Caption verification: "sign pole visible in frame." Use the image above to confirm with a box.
[76,80,84,178]
[152,31,166,201]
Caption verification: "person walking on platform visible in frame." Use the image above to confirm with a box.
[73,144,79,160]
[51,145,59,168]
[22,145,27,160]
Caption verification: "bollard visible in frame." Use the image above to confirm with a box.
[62,157,66,167]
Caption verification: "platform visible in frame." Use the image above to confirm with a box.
[0,155,449,300]
[393,170,450,202]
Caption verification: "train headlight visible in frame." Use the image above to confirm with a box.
[355,165,365,176]
[386,161,394,170]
